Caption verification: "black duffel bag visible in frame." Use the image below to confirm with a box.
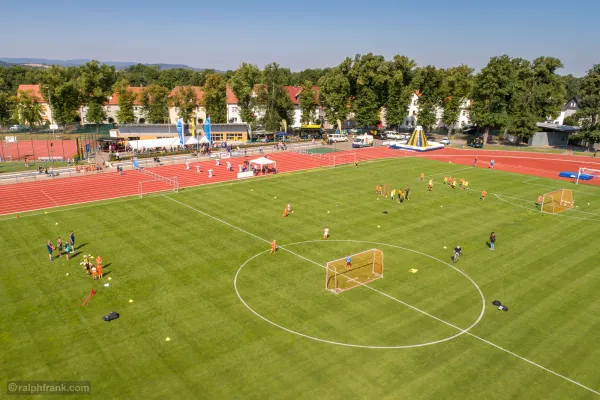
[102,311,120,322]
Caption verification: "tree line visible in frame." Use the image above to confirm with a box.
[0,56,598,148]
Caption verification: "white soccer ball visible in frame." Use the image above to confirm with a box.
[378,225,380,228]
[55,222,58,225]
[440,205,443,208]
[66,273,70,276]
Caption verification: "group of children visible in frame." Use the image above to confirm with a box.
[46,231,75,262]
[443,176,470,190]
[375,185,411,203]
[81,254,104,279]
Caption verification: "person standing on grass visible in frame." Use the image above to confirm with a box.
[405,187,410,201]
[270,240,277,254]
[398,190,405,203]
[57,237,63,257]
[69,231,75,252]
[390,188,396,201]
[490,232,496,250]
[323,227,329,239]
[64,243,71,261]
[481,190,487,200]
[537,195,543,205]
[428,179,433,191]
[473,157,478,167]
[46,240,54,262]
[346,255,352,270]
[420,172,424,181]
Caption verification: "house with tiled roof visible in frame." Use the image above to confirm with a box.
[395,91,472,131]
[80,87,146,124]
[226,85,240,123]
[168,86,206,124]
[16,84,54,125]
[285,85,322,128]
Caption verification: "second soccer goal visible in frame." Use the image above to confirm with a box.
[326,249,384,293]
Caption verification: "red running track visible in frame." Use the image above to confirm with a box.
[0,147,598,216]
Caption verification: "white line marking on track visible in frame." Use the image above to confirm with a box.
[167,196,600,396]
[40,190,59,206]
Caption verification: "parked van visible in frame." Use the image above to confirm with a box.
[352,135,374,148]
[327,133,348,143]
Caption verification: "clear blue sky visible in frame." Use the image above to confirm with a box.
[0,0,598,76]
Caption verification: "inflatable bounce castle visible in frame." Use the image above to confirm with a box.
[389,126,445,152]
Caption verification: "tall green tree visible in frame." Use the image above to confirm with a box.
[86,102,106,124]
[120,64,161,87]
[298,80,317,125]
[113,79,137,124]
[349,53,389,126]
[385,55,416,128]
[507,57,565,141]
[470,55,515,143]
[140,85,170,123]
[575,65,600,150]
[318,68,351,125]
[77,60,116,124]
[50,82,81,130]
[170,86,198,122]
[0,91,13,127]
[413,65,444,132]
[203,73,227,123]
[440,65,473,134]
[256,63,294,131]
[12,90,44,128]
[562,74,583,99]
[41,65,82,130]
[229,63,260,125]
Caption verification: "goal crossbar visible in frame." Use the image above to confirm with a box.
[326,248,383,294]
[576,167,600,185]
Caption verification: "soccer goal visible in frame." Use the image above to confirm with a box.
[330,153,357,168]
[139,176,179,198]
[540,189,574,214]
[576,168,600,184]
[326,249,383,294]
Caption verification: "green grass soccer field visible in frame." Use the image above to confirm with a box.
[2,157,600,400]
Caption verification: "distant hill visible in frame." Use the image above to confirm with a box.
[0,58,214,71]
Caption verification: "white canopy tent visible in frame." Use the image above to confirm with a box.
[249,157,277,174]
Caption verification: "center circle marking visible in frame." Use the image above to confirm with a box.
[234,240,486,349]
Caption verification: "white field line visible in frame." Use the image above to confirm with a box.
[166,197,600,396]
[522,177,540,184]
[40,190,59,207]
[493,194,600,221]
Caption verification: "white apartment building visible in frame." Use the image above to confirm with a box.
[80,87,146,124]
[168,86,206,124]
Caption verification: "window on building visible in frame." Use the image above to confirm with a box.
[226,133,244,141]
[211,133,224,142]
[232,107,238,113]
[412,111,416,116]
[462,110,466,116]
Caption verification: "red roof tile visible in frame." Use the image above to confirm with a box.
[285,86,320,105]
[226,85,238,104]
[17,84,45,102]
[106,87,144,106]
[169,86,204,105]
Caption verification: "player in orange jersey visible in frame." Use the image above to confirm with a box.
[481,190,487,200]
[270,240,277,254]
[420,172,424,181]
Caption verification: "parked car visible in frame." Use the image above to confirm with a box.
[352,135,374,148]
[467,138,484,148]
[441,137,451,145]
[327,133,348,143]
[9,125,24,132]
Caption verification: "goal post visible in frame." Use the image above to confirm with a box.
[540,189,574,214]
[325,249,384,294]
[576,167,600,184]
[139,177,179,198]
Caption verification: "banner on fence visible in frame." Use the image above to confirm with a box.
[176,118,185,146]
[5,136,17,144]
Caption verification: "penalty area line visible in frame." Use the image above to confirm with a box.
[166,196,600,397]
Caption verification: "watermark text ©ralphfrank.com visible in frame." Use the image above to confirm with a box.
[7,381,91,395]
